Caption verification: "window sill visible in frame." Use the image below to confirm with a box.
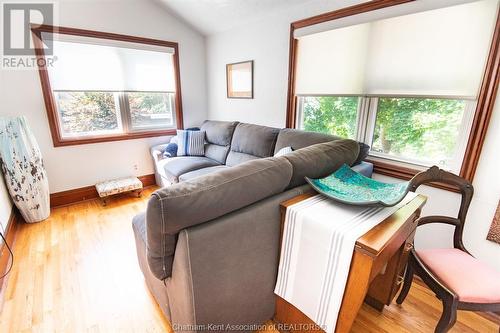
[52,128,177,147]
[367,157,460,193]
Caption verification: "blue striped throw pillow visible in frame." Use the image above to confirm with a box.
[177,130,205,156]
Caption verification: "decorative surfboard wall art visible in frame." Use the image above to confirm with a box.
[0,116,50,222]
[487,200,500,245]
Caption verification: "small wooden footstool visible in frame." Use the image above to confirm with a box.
[95,176,143,206]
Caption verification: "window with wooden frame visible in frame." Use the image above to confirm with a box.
[32,25,183,147]
[297,96,476,174]
[286,0,500,187]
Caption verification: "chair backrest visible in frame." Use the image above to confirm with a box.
[408,166,474,251]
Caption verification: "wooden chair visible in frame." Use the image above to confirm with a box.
[396,166,500,333]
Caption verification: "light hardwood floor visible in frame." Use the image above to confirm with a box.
[0,188,498,332]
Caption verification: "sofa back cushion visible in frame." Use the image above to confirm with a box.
[274,128,341,154]
[283,139,360,189]
[200,120,239,164]
[145,156,293,280]
[226,123,280,166]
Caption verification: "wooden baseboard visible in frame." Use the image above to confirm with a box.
[50,174,156,207]
[0,208,20,290]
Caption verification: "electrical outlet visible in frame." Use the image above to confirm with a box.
[133,164,138,171]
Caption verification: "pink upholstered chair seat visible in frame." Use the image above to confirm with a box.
[416,248,500,304]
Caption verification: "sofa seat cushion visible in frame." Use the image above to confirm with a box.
[178,165,230,182]
[417,248,500,303]
[163,157,221,183]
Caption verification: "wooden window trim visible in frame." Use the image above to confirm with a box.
[31,25,184,147]
[285,0,500,190]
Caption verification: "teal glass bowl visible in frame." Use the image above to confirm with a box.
[305,164,411,207]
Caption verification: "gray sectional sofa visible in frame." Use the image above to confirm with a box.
[133,120,373,332]
[151,120,373,186]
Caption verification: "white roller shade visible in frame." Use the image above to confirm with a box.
[293,0,475,39]
[295,23,370,95]
[118,47,176,92]
[45,33,176,92]
[295,0,498,97]
[364,0,498,96]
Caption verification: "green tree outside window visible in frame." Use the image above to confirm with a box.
[302,96,358,139]
[301,96,466,166]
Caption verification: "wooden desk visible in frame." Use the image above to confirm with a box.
[274,192,427,333]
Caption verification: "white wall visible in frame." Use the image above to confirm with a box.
[206,0,500,270]
[0,0,207,193]
[206,0,364,127]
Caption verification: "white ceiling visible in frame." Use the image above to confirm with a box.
[156,0,316,35]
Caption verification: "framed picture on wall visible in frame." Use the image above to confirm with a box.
[226,60,253,99]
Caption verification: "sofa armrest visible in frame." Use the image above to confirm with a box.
[351,161,374,178]
[166,184,312,329]
[151,143,169,163]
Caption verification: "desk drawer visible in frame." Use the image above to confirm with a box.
[366,211,420,309]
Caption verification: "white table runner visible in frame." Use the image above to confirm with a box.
[274,192,417,332]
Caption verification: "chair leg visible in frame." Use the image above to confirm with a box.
[435,296,458,333]
[397,262,414,304]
